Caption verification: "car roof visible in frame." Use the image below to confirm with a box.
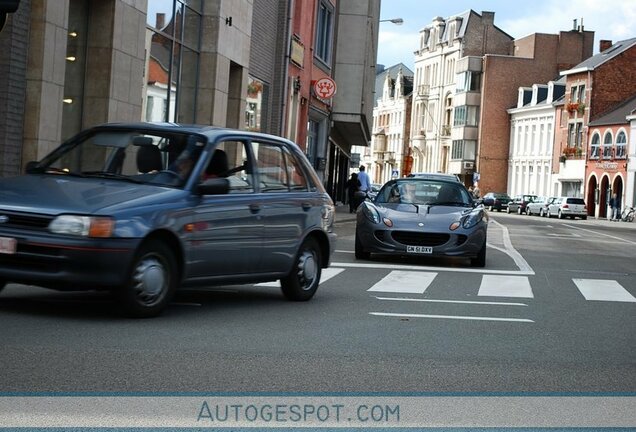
[407,172,461,182]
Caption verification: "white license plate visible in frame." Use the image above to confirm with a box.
[0,236,17,254]
[407,245,432,254]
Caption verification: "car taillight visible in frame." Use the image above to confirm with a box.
[563,204,569,209]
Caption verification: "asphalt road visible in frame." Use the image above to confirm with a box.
[0,209,635,394]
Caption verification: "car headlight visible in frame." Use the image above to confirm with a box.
[321,204,335,232]
[49,215,115,237]
[361,203,381,224]
[462,210,485,229]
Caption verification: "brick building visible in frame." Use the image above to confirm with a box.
[557,37,636,218]
[477,29,594,196]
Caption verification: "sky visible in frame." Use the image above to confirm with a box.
[378,0,636,71]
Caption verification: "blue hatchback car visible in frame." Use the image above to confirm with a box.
[0,123,336,317]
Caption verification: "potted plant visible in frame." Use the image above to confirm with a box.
[566,102,579,113]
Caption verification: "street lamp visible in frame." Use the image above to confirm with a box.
[379,18,403,25]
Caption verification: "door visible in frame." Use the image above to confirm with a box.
[190,140,263,278]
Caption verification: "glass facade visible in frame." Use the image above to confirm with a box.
[144,0,202,123]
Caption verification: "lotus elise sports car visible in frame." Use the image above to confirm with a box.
[355,177,488,267]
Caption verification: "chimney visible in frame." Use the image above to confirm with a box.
[572,19,577,31]
[156,13,165,29]
[481,11,495,24]
[600,40,613,52]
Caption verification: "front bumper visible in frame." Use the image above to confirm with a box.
[357,225,486,258]
[0,229,141,290]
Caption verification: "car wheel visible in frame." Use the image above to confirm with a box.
[558,210,564,219]
[281,237,322,301]
[527,208,532,216]
[506,206,511,214]
[517,207,522,215]
[471,239,487,268]
[118,239,178,318]
[489,205,494,212]
[582,216,587,220]
[355,231,371,260]
[546,210,551,218]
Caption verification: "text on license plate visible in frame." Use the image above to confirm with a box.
[407,245,432,254]
[0,236,17,254]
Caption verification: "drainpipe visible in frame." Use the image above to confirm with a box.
[280,0,294,137]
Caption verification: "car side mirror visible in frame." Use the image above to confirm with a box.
[197,178,230,195]
[25,161,40,174]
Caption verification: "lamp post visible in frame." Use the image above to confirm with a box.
[379,18,404,25]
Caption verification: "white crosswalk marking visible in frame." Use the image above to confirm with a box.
[478,275,534,298]
[367,270,437,294]
[573,279,636,303]
[255,267,345,287]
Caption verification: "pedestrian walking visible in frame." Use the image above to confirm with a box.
[609,193,621,221]
[472,182,481,199]
[345,172,360,213]
[354,165,372,209]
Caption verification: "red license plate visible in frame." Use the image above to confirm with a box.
[0,237,17,254]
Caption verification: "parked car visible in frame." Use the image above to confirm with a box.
[507,194,538,214]
[0,122,336,317]
[546,196,588,220]
[526,196,557,217]
[481,192,512,212]
[355,177,488,267]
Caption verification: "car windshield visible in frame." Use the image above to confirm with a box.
[30,130,207,188]
[376,179,472,206]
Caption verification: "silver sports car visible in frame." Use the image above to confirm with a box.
[355,177,488,267]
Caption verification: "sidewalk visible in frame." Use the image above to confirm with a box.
[334,202,357,223]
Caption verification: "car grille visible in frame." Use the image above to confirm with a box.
[391,231,450,246]
[0,209,53,231]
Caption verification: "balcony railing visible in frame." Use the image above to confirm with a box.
[417,85,430,97]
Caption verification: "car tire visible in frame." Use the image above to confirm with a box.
[281,237,322,301]
[118,239,178,318]
[546,210,551,218]
[582,216,587,220]
[558,210,564,219]
[517,207,522,215]
[471,239,487,268]
[506,207,511,214]
[527,208,532,216]
[489,205,494,212]
[355,231,371,260]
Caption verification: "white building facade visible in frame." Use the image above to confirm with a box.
[507,81,565,197]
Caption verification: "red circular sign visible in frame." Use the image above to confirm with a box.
[313,77,337,99]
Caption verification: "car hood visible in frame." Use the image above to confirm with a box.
[377,202,474,223]
[0,175,184,215]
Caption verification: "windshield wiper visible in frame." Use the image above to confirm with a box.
[80,171,143,183]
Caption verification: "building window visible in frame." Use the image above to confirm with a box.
[602,132,612,159]
[315,1,334,65]
[144,0,202,123]
[590,133,600,159]
[451,140,476,160]
[453,106,479,127]
[456,71,481,93]
[616,131,627,159]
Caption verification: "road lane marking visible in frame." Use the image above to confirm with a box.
[479,275,534,298]
[374,296,528,306]
[370,312,534,323]
[490,219,534,274]
[562,224,636,245]
[331,261,534,275]
[367,270,436,294]
[573,279,636,303]
[255,267,345,287]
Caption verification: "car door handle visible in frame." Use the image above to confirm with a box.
[249,203,261,213]
[301,202,312,211]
